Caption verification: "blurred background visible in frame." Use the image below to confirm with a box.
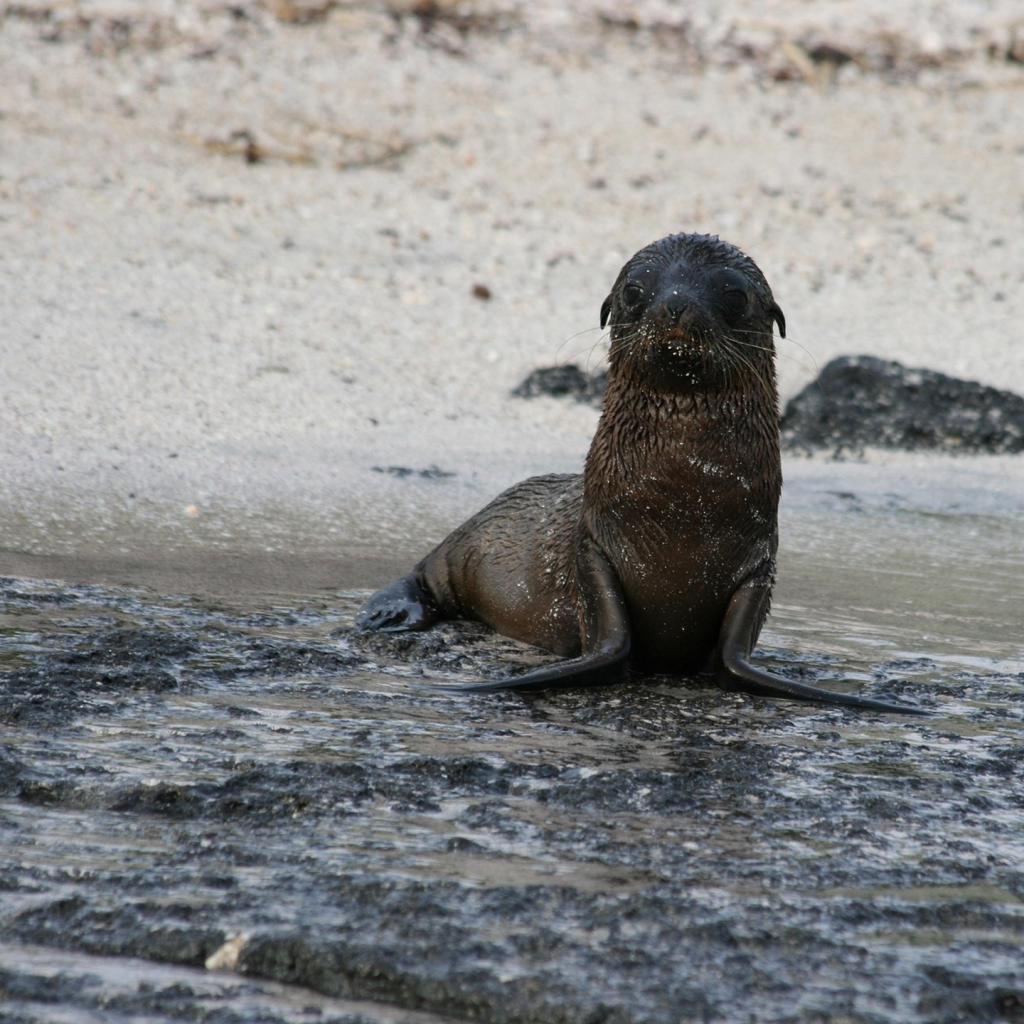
[1,0,1022,594]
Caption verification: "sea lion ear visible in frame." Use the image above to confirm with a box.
[600,294,613,329]
[771,301,786,339]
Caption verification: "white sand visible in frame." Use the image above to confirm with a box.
[2,0,1023,596]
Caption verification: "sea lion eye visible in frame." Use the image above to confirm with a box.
[622,282,645,307]
[711,269,749,320]
[721,288,748,315]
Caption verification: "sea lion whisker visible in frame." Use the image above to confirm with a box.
[726,336,776,393]
[721,341,776,407]
[775,339,819,378]
[553,325,610,364]
[610,327,647,360]
[551,338,612,372]
[584,336,613,375]
[721,336,770,366]
[731,326,819,376]
[722,334,774,355]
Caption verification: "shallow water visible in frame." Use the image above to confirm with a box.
[1,460,1024,1023]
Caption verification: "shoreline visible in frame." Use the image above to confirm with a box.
[3,450,1024,614]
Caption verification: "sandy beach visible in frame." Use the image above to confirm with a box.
[2,0,1024,598]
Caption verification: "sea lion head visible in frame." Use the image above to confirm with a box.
[600,233,785,393]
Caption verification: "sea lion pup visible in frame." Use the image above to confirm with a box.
[358,232,924,715]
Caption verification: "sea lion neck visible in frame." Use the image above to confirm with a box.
[582,368,781,505]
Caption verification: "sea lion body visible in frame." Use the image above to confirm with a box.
[421,473,584,657]
[358,232,924,714]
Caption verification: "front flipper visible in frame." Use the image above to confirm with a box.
[718,585,931,716]
[438,539,631,693]
[356,573,440,633]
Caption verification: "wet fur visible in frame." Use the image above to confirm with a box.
[418,233,781,673]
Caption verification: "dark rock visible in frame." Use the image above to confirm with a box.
[8,894,224,966]
[515,356,1024,457]
[781,355,1024,454]
[222,636,367,678]
[2,575,1024,1023]
[0,746,25,797]
[512,364,606,403]
[0,664,177,727]
[63,627,199,668]
[370,465,455,479]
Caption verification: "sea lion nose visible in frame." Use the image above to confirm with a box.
[661,289,692,325]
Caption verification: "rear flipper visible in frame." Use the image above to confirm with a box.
[434,538,631,694]
[434,640,628,694]
[356,573,440,633]
[718,585,932,716]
